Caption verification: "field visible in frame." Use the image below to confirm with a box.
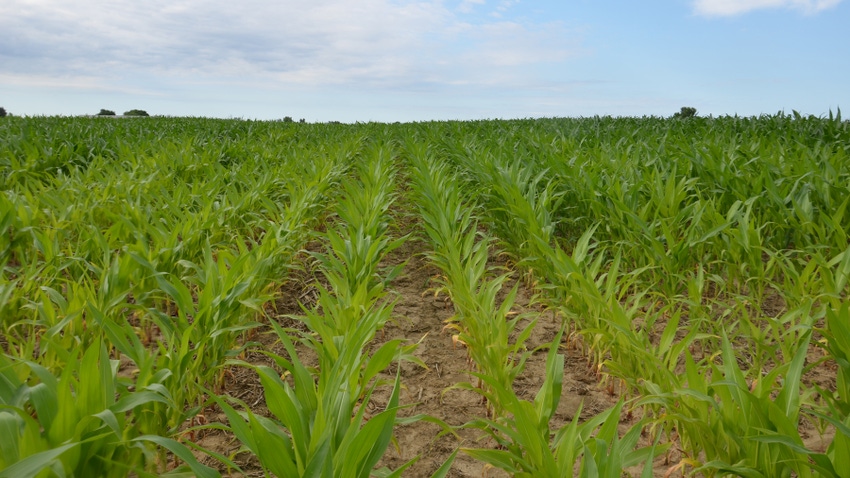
[1,113,849,477]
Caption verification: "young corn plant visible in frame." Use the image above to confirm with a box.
[805,302,850,478]
[641,331,833,477]
[301,141,407,339]
[213,321,415,478]
[817,301,850,421]
[472,157,564,267]
[407,147,535,414]
[0,339,219,478]
[461,330,664,477]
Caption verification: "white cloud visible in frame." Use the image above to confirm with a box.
[0,72,154,94]
[458,0,486,14]
[452,21,577,68]
[495,0,520,13]
[693,0,843,16]
[0,0,582,91]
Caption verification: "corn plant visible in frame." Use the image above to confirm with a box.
[462,331,664,477]
[818,302,850,421]
[407,146,536,409]
[213,321,416,477]
[0,339,219,478]
[640,331,827,477]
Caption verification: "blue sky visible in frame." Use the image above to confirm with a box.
[1,0,847,122]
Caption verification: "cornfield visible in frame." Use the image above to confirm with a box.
[1,113,848,477]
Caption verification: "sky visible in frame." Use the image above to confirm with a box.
[1,0,848,122]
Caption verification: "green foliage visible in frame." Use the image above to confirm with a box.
[96,109,116,116]
[123,109,149,116]
[0,340,219,477]
[1,114,848,477]
[673,106,698,118]
[0,107,7,117]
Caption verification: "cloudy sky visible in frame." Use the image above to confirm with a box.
[1,0,847,121]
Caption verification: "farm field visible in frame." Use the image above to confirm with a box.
[1,113,849,477]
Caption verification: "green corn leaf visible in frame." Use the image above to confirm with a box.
[0,406,46,465]
[206,393,259,454]
[462,448,522,474]
[579,444,599,478]
[338,372,402,478]
[301,438,331,477]
[776,330,811,419]
[277,338,319,414]
[0,441,79,478]
[658,310,681,357]
[429,449,458,478]
[362,339,402,386]
[830,245,850,295]
[697,460,766,478]
[250,413,301,477]
[154,274,195,316]
[0,412,22,468]
[254,365,310,463]
[91,409,122,438]
[26,382,58,436]
[802,409,850,444]
[572,224,598,265]
[133,435,221,478]
[827,422,850,478]
[534,328,565,422]
[111,390,169,413]
[350,407,399,478]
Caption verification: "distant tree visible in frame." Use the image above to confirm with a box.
[97,109,116,116]
[0,107,6,117]
[299,118,306,123]
[283,116,293,123]
[123,109,150,116]
[673,106,698,118]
